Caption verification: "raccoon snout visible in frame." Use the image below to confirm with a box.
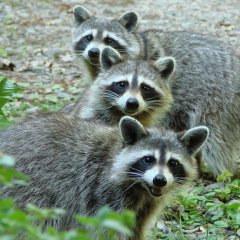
[126,98,139,111]
[153,174,167,187]
[88,48,100,58]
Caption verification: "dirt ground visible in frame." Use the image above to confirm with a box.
[0,0,240,239]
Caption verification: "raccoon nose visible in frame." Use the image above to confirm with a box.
[126,98,139,111]
[153,174,167,187]
[88,48,100,58]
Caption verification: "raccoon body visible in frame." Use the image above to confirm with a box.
[72,7,240,176]
[72,6,238,80]
[162,53,240,176]
[0,112,208,239]
[72,45,240,176]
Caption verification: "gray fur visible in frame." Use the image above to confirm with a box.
[73,6,91,26]
[162,51,240,176]
[73,48,175,127]
[0,112,204,239]
[101,47,123,70]
[71,8,240,176]
[69,49,240,176]
[71,6,238,80]
[118,12,139,32]
[72,7,143,79]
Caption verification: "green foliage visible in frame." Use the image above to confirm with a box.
[0,153,27,187]
[2,80,78,120]
[76,207,135,240]
[157,171,240,239]
[0,76,22,127]
[0,49,8,58]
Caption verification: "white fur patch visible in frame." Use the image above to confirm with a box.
[166,152,183,162]
[162,167,174,187]
[102,31,140,57]
[102,31,127,47]
[100,74,131,86]
[111,149,154,181]
[154,150,160,161]
[143,166,160,186]
[73,29,97,43]
[80,108,95,119]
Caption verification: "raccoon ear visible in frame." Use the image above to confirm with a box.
[73,6,91,26]
[100,47,122,71]
[180,126,209,155]
[119,116,147,145]
[118,12,139,32]
[153,57,176,80]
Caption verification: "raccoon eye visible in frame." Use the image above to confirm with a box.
[142,156,155,165]
[141,83,152,92]
[84,34,93,41]
[104,37,116,45]
[117,81,128,89]
[168,158,180,168]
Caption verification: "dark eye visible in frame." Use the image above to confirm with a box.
[141,84,152,92]
[105,37,115,45]
[117,81,128,89]
[142,156,155,165]
[168,158,180,168]
[85,34,93,41]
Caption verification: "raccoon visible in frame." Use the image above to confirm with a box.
[0,112,209,239]
[74,47,176,127]
[72,45,240,176]
[72,6,143,80]
[72,6,238,80]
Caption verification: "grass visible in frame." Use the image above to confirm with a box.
[158,172,240,239]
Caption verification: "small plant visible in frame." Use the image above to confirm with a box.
[157,172,240,239]
[0,75,22,127]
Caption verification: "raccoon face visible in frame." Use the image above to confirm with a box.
[111,116,209,198]
[98,47,175,121]
[105,75,161,116]
[72,6,140,65]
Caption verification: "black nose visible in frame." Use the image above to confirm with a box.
[153,174,167,187]
[88,48,100,58]
[126,98,139,111]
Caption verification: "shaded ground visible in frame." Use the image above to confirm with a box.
[0,0,240,239]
